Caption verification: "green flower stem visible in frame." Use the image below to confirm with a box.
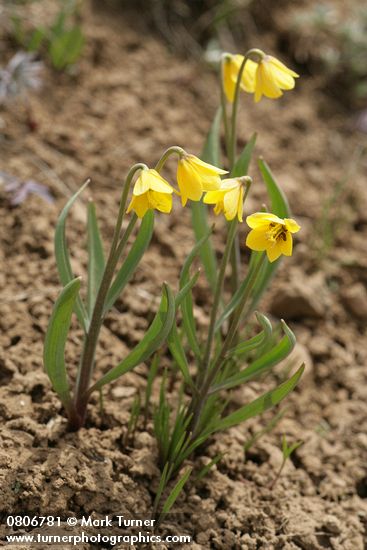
[190,253,266,436]
[155,146,185,173]
[200,218,238,379]
[70,166,143,430]
[229,48,264,168]
[206,253,266,389]
[220,68,231,159]
[227,49,263,296]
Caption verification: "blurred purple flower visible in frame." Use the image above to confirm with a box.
[0,51,43,104]
[0,171,54,205]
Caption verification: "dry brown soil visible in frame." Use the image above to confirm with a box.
[0,1,366,549]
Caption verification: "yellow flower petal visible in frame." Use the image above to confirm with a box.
[147,169,174,194]
[246,212,284,229]
[149,190,172,213]
[203,190,225,204]
[284,218,301,233]
[132,169,173,196]
[255,61,283,102]
[127,194,149,218]
[223,186,243,221]
[241,58,257,93]
[266,243,282,262]
[279,231,293,256]
[186,155,227,176]
[246,228,269,251]
[177,160,203,206]
[133,171,151,196]
[222,56,238,103]
[269,56,299,78]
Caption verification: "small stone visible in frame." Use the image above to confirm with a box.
[111,386,136,399]
[270,272,329,319]
[341,283,367,320]
[322,514,341,535]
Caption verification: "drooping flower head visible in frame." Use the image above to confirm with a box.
[246,212,300,262]
[204,176,251,222]
[177,154,227,206]
[222,51,299,103]
[222,54,257,103]
[126,169,174,218]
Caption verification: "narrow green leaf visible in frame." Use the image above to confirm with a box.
[144,352,160,422]
[210,320,296,394]
[50,27,84,69]
[202,107,222,166]
[175,270,200,310]
[161,466,192,516]
[55,181,89,332]
[228,312,273,358]
[90,284,175,392]
[190,107,223,293]
[179,230,212,360]
[87,200,105,316]
[167,324,193,389]
[43,277,80,411]
[212,365,304,433]
[244,406,288,453]
[196,453,225,481]
[259,158,290,218]
[28,28,46,51]
[104,210,154,313]
[231,133,257,177]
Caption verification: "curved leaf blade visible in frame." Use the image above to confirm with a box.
[90,283,175,392]
[55,181,89,332]
[210,320,296,394]
[212,365,304,433]
[104,210,154,313]
[228,312,273,358]
[231,133,257,177]
[161,466,193,517]
[43,277,81,411]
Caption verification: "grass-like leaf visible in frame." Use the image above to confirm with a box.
[228,312,273,358]
[231,133,257,177]
[211,364,304,433]
[210,320,296,394]
[160,466,193,516]
[54,181,89,332]
[89,283,175,393]
[87,200,105,316]
[43,277,81,412]
[104,210,154,313]
[179,230,212,360]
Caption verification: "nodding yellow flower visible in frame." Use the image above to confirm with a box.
[246,212,300,262]
[204,177,247,222]
[222,54,257,103]
[177,154,227,206]
[251,55,299,102]
[222,52,298,103]
[126,169,174,218]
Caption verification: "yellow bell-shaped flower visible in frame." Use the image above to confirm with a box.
[177,154,227,206]
[246,212,300,262]
[222,52,299,103]
[222,54,257,103]
[126,169,174,218]
[204,178,245,222]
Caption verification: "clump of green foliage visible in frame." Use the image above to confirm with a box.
[10,0,84,70]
